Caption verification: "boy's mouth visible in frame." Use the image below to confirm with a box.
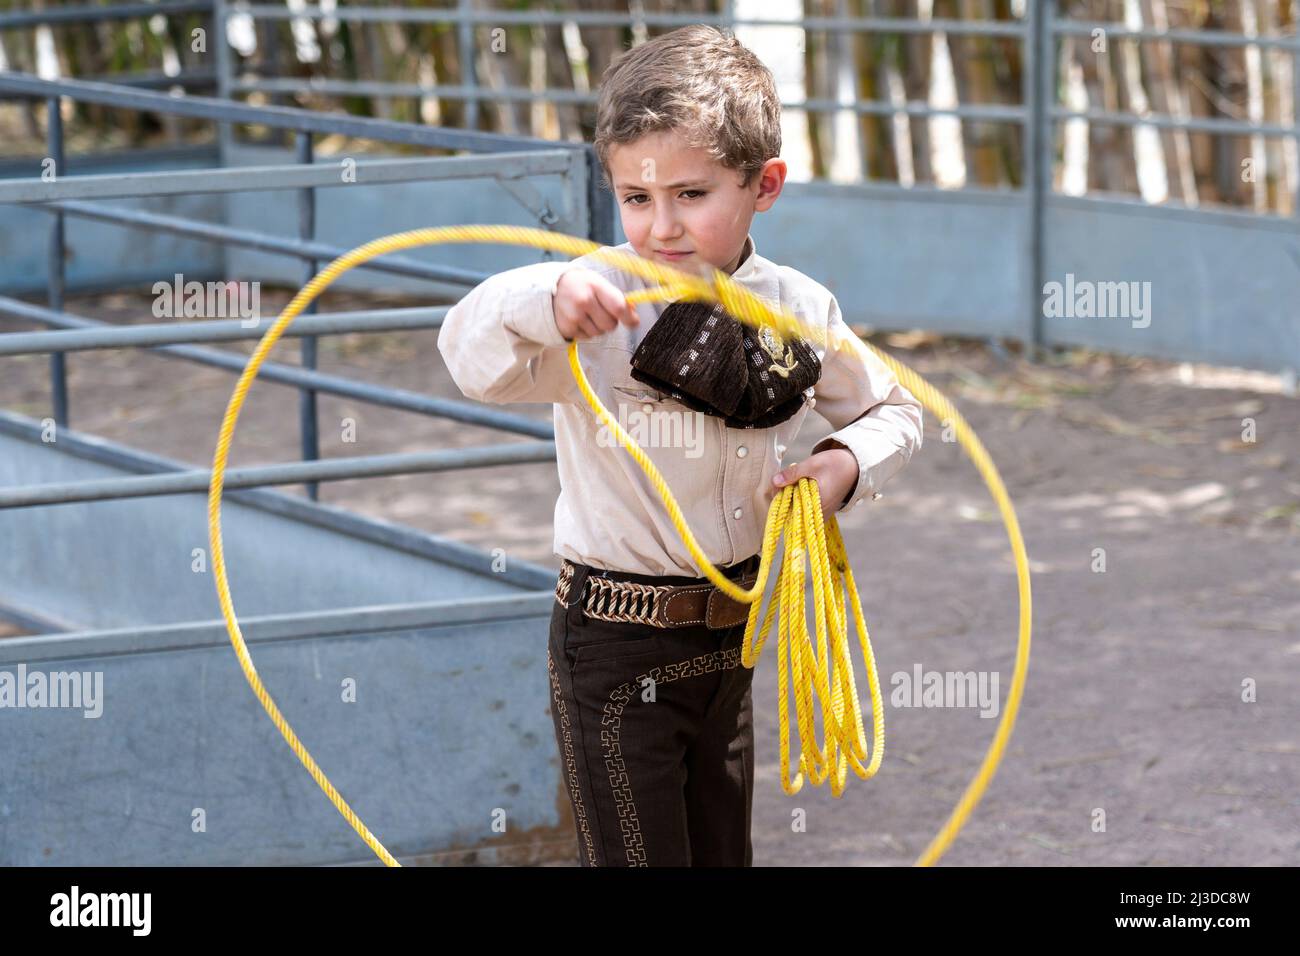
[655,249,692,260]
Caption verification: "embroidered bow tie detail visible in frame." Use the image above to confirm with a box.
[628,299,822,430]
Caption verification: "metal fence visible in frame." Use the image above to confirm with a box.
[0,22,606,860]
[0,71,609,522]
[0,0,1295,866]
[216,2,1300,374]
[2,1,1298,467]
[0,1,1297,519]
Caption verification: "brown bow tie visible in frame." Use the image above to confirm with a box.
[628,299,822,429]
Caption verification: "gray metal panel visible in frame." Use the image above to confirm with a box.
[748,181,1027,337]
[221,143,587,295]
[0,591,555,665]
[0,416,558,634]
[1042,197,1300,372]
[0,609,561,865]
[0,152,575,203]
[0,157,226,296]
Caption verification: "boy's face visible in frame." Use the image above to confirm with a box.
[608,128,786,276]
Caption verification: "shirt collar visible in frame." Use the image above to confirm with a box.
[621,233,784,353]
[635,233,769,305]
[732,233,779,308]
[730,234,758,281]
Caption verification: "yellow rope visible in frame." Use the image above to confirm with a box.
[206,224,1032,868]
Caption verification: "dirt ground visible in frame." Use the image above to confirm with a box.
[2,284,1297,867]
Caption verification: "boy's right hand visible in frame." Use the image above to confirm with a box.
[553,268,640,341]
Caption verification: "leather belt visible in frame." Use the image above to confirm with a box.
[555,556,760,629]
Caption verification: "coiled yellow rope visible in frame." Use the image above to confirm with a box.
[207,224,1032,869]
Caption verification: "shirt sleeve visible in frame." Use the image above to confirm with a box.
[809,294,924,515]
[436,259,584,405]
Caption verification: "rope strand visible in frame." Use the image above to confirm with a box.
[206,225,1032,868]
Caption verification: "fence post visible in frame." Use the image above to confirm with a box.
[1293,28,1299,222]
[212,0,232,163]
[1023,0,1052,360]
[1288,28,1299,392]
[297,131,321,501]
[586,147,614,245]
[458,0,480,130]
[211,0,236,342]
[260,11,289,147]
[46,96,68,427]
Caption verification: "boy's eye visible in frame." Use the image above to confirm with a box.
[621,190,705,205]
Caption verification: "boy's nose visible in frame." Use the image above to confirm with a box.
[650,210,680,242]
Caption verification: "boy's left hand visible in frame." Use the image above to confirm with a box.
[771,446,859,523]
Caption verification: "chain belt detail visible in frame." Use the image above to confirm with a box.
[555,558,759,629]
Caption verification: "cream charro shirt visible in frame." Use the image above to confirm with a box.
[437,234,923,576]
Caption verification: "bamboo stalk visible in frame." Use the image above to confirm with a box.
[1240,0,1270,210]
[1143,0,1199,204]
[854,0,898,180]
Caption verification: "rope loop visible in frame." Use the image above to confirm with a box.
[207,225,1032,869]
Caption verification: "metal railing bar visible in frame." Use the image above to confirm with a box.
[240,6,1028,37]
[0,442,558,509]
[297,129,321,500]
[1026,1,1050,353]
[0,144,217,176]
[1052,20,1300,52]
[33,201,492,288]
[0,407,559,596]
[0,601,70,637]
[0,296,552,440]
[786,177,1023,202]
[223,86,1300,138]
[0,74,582,156]
[75,69,219,90]
[791,98,1026,122]
[230,78,598,106]
[232,79,1030,124]
[456,0,479,130]
[0,152,574,204]
[1046,189,1300,230]
[238,3,1300,49]
[213,0,232,162]
[0,307,449,356]
[46,96,69,426]
[1050,107,1299,138]
[0,1,211,30]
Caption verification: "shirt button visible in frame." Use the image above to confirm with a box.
[642,403,653,414]
[736,446,748,458]
[872,491,884,501]
[732,507,743,520]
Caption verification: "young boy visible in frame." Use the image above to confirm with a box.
[438,25,923,867]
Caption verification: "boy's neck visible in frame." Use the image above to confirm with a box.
[721,236,753,276]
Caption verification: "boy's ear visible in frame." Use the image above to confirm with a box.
[754,158,787,211]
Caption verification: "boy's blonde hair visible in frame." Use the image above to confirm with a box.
[593,25,781,190]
